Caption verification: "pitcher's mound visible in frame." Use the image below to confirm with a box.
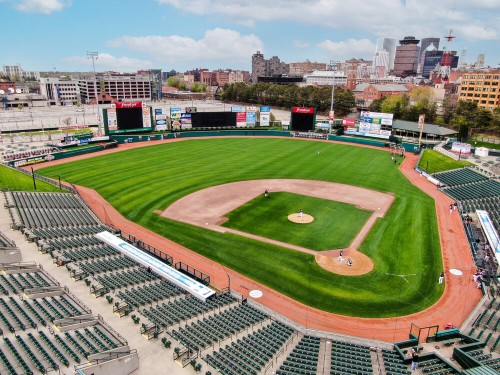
[288,213,314,224]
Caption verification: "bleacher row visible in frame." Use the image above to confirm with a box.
[277,335,319,375]
[0,268,126,374]
[460,346,500,371]
[433,167,500,231]
[441,180,500,201]
[4,190,413,375]
[434,168,489,187]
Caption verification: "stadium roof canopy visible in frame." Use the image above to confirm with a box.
[393,119,458,136]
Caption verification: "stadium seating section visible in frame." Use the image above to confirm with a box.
[4,189,500,374]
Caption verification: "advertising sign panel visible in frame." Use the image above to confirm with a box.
[342,118,356,126]
[180,113,192,129]
[292,107,315,114]
[246,111,256,126]
[185,107,197,113]
[170,108,182,121]
[116,101,143,109]
[260,105,271,126]
[236,112,247,127]
[231,106,243,112]
[107,108,117,131]
[142,107,151,128]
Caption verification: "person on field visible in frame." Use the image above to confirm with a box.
[264,189,269,198]
[299,209,303,219]
[338,250,344,263]
[439,272,444,284]
[347,258,352,267]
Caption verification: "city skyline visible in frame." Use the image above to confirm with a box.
[1,0,498,73]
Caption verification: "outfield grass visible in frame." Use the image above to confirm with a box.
[418,149,473,174]
[223,192,371,250]
[0,165,61,192]
[36,138,443,317]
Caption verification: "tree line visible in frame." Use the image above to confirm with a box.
[220,82,356,117]
[220,82,499,139]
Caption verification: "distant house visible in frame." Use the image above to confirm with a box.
[353,83,411,107]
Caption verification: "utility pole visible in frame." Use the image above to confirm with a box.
[87,51,101,134]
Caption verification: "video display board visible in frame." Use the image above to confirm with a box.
[291,107,316,131]
[191,112,237,128]
[103,102,153,135]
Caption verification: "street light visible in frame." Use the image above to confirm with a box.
[87,51,101,134]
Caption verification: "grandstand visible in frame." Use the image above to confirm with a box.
[0,262,136,374]
[2,173,500,373]
[434,167,500,233]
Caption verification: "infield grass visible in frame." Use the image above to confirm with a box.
[418,149,473,174]
[223,192,371,250]
[37,138,443,317]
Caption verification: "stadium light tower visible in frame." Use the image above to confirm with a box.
[87,51,101,133]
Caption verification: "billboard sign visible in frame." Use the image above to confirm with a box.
[185,107,197,113]
[292,107,315,114]
[107,107,117,131]
[170,108,182,120]
[260,105,271,126]
[180,113,192,128]
[231,106,243,112]
[116,101,143,109]
[342,118,355,126]
[236,112,247,127]
[246,111,256,126]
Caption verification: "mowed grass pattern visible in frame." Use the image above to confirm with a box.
[223,192,371,250]
[37,138,443,317]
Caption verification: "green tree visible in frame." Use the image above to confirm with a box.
[491,107,500,128]
[475,109,493,128]
[369,98,384,112]
[333,87,355,117]
[441,97,457,124]
[451,115,470,141]
[167,76,180,88]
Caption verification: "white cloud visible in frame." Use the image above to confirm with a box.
[293,40,310,49]
[62,53,153,72]
[108,28,264,66]
[157,0,499,42]
[13,0,70,14]
[318,38,376,61]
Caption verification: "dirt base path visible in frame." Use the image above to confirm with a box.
[34,137,481,342]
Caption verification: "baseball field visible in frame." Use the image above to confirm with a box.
[36,137,443,318]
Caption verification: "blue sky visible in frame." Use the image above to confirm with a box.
[1,0,499,73]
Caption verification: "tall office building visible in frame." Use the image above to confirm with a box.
[373,49,390,76]
[251,51,288,82]
[418,38,440,75]
[393,36,420,78]
[422,49,443,79]
[375,38,397,71]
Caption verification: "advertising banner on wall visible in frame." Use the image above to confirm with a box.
[236,112,247,127]
[115,101,143,109]
[260,105,271,126]
[360,111,393,126]
[292,107,315,114]
[342,118,356,126]
[170,108,182,121]
[107,108,117,131]
[142,107,152,128]
[246,111,256,126]
[185,107,197,113]
[180,113,192,129]
[231,106,243,112]
[154,108,167,131]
